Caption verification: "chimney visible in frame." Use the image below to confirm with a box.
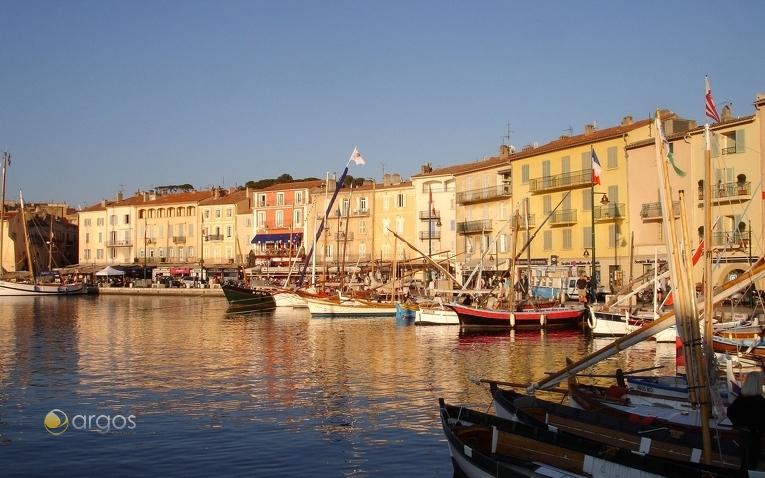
[584,124,596,135]
[101,199,107,207]
[721,104,732,122]
[214,188,220,199]
[149,190,157,201]
[143,191,150,201]
[392,173,401,184]
[383,174,391,186]
[229,186,236,194]
[621,116,634,126]
[116,191,123,202]
[421,163,432,175]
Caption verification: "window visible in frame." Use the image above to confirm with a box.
[396,194,405,208]
[188,224,194,237]
[97,249,104,259]
[277,193,285,206]
[98,232,103,243]
[608,224,619,248]
[169,247,175,258]
[582,190,592,211]
[226,246,233,260]
[227,226,232,238]
[275,210,284,227]
[258,194,266,207]
[583,226,593,249]
[359,219,366,234]
[543,231,552,250]
[607,146,618,168]
[204,209,210,219]
[382,218,390,236]
[581,151,590,170]
[179,247,185,260]
[245,218,252,227]
[358,243,367,259]
[159,226,164,238]
[543,195,552,215]
[257,211,266,229]
[359,197,368,212]
[159,247,165,258]
[396,217,404,233]
[542,160,551,188]
[562,229,572,249]
[97,218,104,226]
[499,234,508,253]
[383,196,390,210]
[124,214,130,224]
[85,233,90,244]
[215,208,221,218]
[84,249,90,260]
[295,191,303,205]
[84,218,91,227]
[294,209,302,227]
[226,208,232,218]
[521,164,529,184]
[721,129,746,155]
[188,246,195,258]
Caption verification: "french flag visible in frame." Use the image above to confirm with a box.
[591,148,602,185]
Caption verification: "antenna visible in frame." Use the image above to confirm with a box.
[118,184,125,194]
[381,163,385,178]
[501,121,515,145]
[564,126,573,137]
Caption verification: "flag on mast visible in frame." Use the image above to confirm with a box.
[591,147,602,185]
[705,76,721,124]
[656,115,686,177]
[349,148,365,165]
[429,186,436,215]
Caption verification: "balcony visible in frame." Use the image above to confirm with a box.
[351,208,370,217]
[529,169,591,193]
[419,210,441,220]
[517,214,536,229]
[455,185,511,205]
[594,203,626,221]
[206,234,224,242]
[698,181,751,201]
[334,231,355,241]
[549,209,578,226]
[712,231,749,248]
[106,239,132,247]
[419,231,441,240]
[457,219,492,235]
[640,201,680,220]
[145,238,156,244]
[172,236,186,244]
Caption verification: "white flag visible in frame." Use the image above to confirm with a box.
[350,148,365,165]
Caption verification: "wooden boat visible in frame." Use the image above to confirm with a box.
[489,382,750,469]
[304,294,396,317]
[415,301,458,325]
[713,335,765,357]
[394,300,417,321]
[221,284,276,312]
[586,307,651,336]
[439,399,746,478]
[0,185,85,297]
[448,301,585,329]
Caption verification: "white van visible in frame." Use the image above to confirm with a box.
[564,277,607,301]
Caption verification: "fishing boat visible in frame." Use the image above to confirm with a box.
[0,177,84,296]
[439,399,746,478]
[488,382,752,470]
[303,294,396,317]
[414,299,458,325]
[394,300,417,322]
[221,284,276,312]
[448,301,585,329]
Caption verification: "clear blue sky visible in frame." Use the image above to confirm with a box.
[1,1,764,209]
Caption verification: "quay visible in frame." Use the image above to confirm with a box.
[95,286,224,297]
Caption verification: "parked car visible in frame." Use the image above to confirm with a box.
[181,276,200,288]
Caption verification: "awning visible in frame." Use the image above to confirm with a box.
[251,233,303,244]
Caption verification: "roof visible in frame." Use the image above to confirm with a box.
[255,179,325,192]
[199,189,249,206]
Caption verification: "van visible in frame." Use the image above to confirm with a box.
[565,277,608,301]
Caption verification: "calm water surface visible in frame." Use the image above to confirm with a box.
[0,295,675,477]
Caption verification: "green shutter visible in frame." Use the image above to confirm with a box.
[736,129,746,154]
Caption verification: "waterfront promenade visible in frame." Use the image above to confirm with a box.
[95,285,224,297]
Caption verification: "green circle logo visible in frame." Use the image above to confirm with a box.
[44,409,69,435]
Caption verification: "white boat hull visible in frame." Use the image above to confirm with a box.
[415,307,458,325]
[304,296,397,317]
[272,291,307,308]
[0,280,85,296]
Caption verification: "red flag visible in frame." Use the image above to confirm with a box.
[591,148,602,185]
[705,76,721,123]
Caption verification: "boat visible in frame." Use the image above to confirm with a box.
[448,301,585,329]
[488,382,751,469]
[439,399,746,478]
[586,307,650,336]
[414,299,459,325]
[303,294,396,317]
[394,300,417,321]
[221,284,276,312]
[0,180,85,296]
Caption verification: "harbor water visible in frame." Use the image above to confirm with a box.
[0,295,676,477]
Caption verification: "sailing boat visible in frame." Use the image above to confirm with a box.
[0,185,84,296]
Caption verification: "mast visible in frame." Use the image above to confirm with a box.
[48,215,54,271]
[20,190,34,279]
[524,197,531,297]
[655,110,712,464]
[508,208,519,312]
[0,153,7,274]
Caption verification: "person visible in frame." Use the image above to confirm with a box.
[718,179,725,197]
[576,273,588,303]
[727,371,765,470]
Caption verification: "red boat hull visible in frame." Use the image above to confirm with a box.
[449,303,585,329]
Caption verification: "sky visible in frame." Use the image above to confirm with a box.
[1,1,764,209]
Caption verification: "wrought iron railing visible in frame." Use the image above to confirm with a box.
[529,169,591,193]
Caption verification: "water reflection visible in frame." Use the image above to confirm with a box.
[0,296,677,477]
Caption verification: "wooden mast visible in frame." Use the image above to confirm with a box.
[20,190,34,280]
[0,153,7,274]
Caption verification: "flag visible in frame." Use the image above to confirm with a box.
[429,187,436,216]
[675,336,685,367]
[591,148,602,185]
[705,76,721,124]
[349,148,365,165]
[656,116,686,177]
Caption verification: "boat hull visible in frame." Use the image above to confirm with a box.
[304,296,396,317]
[221,285,276,312]
[415,307,458,325]
[0,280,85,296]
[449,302,584,329]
